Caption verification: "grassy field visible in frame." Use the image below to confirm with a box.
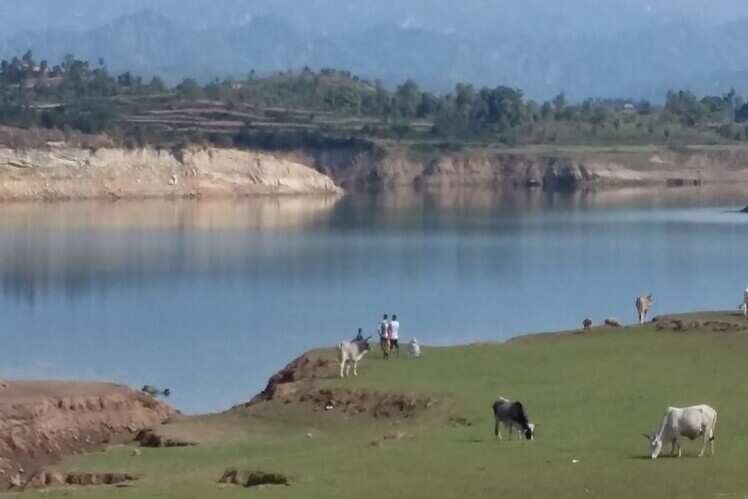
[17,311,748,499]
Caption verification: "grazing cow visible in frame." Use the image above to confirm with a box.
[338,337,372,378]
[583,318,593,330]
[408,339,421,359]
[492,397,536,441]
[635,295,653,325]
[142,385,170,397]
[643,404,718,459]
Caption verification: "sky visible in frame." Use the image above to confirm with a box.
[2,0,748,35]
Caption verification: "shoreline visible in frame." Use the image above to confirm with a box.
[3,143,748,201]
[3,308,747,491]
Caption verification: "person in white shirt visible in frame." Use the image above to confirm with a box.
[379,314,391,359]
[388,314,400,357]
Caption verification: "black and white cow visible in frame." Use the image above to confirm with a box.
[492,396,536,441]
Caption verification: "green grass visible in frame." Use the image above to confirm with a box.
[18,312,748,499]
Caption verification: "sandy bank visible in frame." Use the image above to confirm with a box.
[0,380,177,490]
[0,146,341,201]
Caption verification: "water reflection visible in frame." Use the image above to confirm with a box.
[0,187,747,413]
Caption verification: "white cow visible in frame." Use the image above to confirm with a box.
[644,404,718,459]
[635,294,653,325]
[338,337,371,378]
[740,288,748,318]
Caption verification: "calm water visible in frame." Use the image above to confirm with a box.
[1,187,747,413]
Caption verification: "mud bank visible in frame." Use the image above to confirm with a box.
[0,381,177,490]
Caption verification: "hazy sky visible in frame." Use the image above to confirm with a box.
[3,0,748,35]
[3,0,748,99]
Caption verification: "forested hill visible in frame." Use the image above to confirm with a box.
[3,53,748,151]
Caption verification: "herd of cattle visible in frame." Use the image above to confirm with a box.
[336,290,748,459]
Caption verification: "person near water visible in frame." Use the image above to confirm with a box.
[379,314,391,359]
[389,314,400,357]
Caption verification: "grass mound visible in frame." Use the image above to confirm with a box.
[25,310,748,499]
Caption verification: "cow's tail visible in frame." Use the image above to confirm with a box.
[710,411,718,441]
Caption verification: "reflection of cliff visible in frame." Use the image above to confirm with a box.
[0,188,745,303]
[0,197,341,231]
[0,197,341,302]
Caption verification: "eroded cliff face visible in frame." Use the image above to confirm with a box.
[1,144,748,200]
[0,147,341,201]
[0,381,178,490]
[309,147,748,191]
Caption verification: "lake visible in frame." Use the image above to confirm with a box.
[1,187,747,413]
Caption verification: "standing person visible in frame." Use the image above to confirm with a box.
[389,314,400,357]
[354,328,364,341]
[379,314,391,359]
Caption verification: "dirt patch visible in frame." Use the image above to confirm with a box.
[245,350,438,419]
[13,470,138,490]
[219,469,290,488]
[655,317,748,333]
[296,387,437,419]
[0,381,178,491]
[448,416,474,427]
[370,431,415,447]
[249,352,338,405]
[135,429,198,448]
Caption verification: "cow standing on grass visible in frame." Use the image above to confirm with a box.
[740,288,748,318]
[643,404,718,459]
[492,397,536,441]
[635,294,653,325]
[338,337,371,378]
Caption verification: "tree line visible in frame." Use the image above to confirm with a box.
[2,52,748,145]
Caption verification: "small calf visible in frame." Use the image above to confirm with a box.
[338,337,371,378]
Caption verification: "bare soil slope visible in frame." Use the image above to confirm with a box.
[0,381,178,490]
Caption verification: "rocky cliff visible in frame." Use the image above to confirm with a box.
[310,146,748,191]
[0,146,341,201]
[0,381,178,490]
[2,143,748,201]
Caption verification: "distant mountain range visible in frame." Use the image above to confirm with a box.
[2,9,748,101]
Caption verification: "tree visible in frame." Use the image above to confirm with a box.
[552,93,566,114]
[394,80,420,119]
[176,78,203,100]
[541,101,553,120]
